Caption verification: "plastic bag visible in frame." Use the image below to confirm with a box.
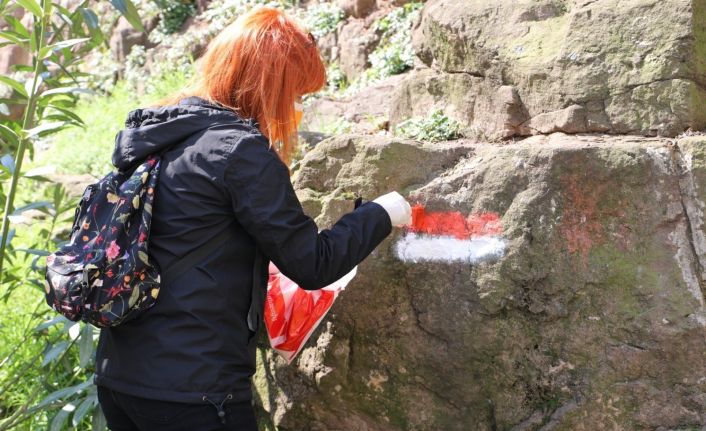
[264,263,357,363]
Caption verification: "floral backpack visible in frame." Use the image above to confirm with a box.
[44,154,229,328]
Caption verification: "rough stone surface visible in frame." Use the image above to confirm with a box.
[302,73,407,134]
[110,16,149,66]
[254,134,706,430]
[337,18,380,81]
[339,0,377,18]
[402,0,706,138]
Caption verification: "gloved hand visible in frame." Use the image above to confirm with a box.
[373,191,412,227]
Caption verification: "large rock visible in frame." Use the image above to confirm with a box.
[254,133,706,429]
[302,73,408,134]
[338,18,381,81]
[109,15,159,69]
[398,0,706,139]
[338,0,377,18]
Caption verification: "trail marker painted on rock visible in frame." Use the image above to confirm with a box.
[394,205,506,263]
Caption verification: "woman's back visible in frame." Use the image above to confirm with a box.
[96,96,266,404]
[94,7,408,428]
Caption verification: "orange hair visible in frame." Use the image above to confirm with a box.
[151,7,326,165]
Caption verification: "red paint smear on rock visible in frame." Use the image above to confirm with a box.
[410,205,503,239]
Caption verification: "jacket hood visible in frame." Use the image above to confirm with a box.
[112,96,255,171]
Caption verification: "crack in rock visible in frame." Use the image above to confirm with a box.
[666,142,706,314]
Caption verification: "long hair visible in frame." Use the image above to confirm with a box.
[151,7,326,165]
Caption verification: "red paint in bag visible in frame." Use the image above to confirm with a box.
[264,263,357,363]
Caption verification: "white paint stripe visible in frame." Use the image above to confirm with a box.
[394,233,507,263]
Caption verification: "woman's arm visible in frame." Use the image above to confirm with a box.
[223,133,393,290]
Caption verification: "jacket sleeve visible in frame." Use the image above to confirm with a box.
[222,133,392,290]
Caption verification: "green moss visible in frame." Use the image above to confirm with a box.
[679,137,706,169]
[694,0,706,81]
[502,15,570,66]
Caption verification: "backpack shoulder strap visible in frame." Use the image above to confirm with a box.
[159,232,232,285]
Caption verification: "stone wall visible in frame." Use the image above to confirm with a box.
[390,0,706,139]
[254,134,706,429]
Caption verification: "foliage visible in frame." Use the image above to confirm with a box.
[32,82,135,178]
[146,0,290,82]
[303,3,344,39]
[325,62,347,93]
[0,184,101,431]
[153,0,197,34]
[328,2,422,99]
[0,0,149,429]
[35,63,195,179]
[367,2,422,78]
[395,109,462,142]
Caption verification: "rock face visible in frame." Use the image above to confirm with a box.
[302,73,408,135]
[254,134,706,429]
[392,0,706,139]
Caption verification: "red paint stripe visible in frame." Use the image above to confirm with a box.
[410,205,502,239]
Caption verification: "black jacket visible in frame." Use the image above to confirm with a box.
[94,96,392,404]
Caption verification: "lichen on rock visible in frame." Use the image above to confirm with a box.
[254,134,706,429]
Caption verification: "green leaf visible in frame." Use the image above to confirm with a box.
[38,38,90,59]
[92,406,107,431]
[0,75,28,98]
[42,0,53,17]
[0,30,28,44]
[39,86,94,99]
[24,165,55,178]
[50,403,74,431]
[42,106,85,127]
[13,200,53,214]
[42,340,70,366]
[5,15,30,38]
[109,0,144,32]
[34,379,93,410]
[25,74,39,99]
[52,2,73,26]
[78,323,94,368]
[0,123,20,146]
[79,7,99,29]
[16,0,43,17]
[138,250,149,265]
[72,395,96,426]
[14,248,51,256]
[25,121,70,138]
[10,64,33,73]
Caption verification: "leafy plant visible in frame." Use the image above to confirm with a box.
[33,81,135,178]
[395,109,462,142]
[0,183,102,431]
[153,0,197,34]
[367,2,422,78]
[326,2,423,99]
[147,0,290,84]
[0,0,148,429]
[326,62,347,93]
[303,3,344,39]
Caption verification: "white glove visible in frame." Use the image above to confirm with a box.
[373,191,412,227]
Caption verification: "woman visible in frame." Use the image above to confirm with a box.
[94,6,411,430]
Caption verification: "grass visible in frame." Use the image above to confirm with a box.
[31,82,135,178]
[1,68,194,430]
[32,67,194,178]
